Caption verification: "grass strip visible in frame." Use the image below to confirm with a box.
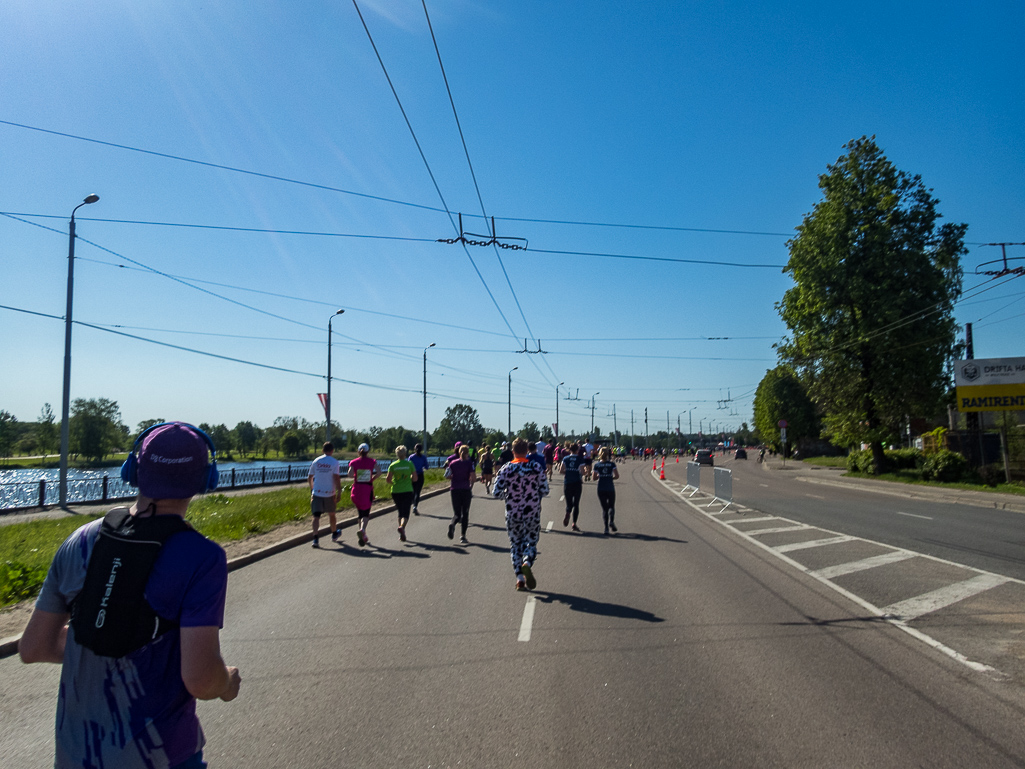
[1,469,447,608]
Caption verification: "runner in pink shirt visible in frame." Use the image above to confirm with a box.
[347,443,380,546]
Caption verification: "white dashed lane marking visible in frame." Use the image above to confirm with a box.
[897,511,933,520]
[518,595,537,642]
[545,521,553,532]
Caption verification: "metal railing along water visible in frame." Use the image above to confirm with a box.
[1,455,451,513]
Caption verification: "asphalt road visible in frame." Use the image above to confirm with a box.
[4,461,1025,767]
[696,457,1025,581]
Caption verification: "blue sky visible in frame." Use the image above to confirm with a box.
[2,0,1023,442]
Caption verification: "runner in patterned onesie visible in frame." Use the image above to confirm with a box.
[492,438,550,591]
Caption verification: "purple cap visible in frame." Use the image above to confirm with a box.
[454,441,462,448]
[136,423,211,499]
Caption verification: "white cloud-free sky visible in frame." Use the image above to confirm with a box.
[2,0,1022,440]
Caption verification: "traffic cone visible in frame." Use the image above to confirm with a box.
[652,458,657,471]
[659,465,666,480]
[675,455,679,463]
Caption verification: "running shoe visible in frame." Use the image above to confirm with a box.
[609,522,618,533]
[515,577,527,591]
[398,526,406,542]
[563,511,570,527]
[571,524,580,532]
[604,526,609,536]
[413,508,419,516]
[447,523,455,540]
[358,532,366,547]
[520,563,536,590]
[331,527,341,542]
[312,537,320,548]
[459,536,469,545]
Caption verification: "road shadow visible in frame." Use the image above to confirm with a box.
[778,614,891,627]
[534,591,665,623]
[369,545,431,559]
[408,541,470,555]
[328,542,389,559]
[548,529,687,544]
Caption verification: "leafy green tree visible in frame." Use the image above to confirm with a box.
[777,136,966,473]
[753,367,818,453]
[540,424,554,442]
[207,424,233,455]
[280,431,303,457]
[518,421,540,440]
[136,418,166,438]
[233,421,260,457]
[36,404,59,461]
[70,398,126,462]
[433,405,485,451]
[0,410,17,464]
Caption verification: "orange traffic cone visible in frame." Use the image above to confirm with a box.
[675,455,679,463]
[652,458,657,471]
[659,466,666,480]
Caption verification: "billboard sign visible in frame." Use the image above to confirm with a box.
[954,358,1025,412]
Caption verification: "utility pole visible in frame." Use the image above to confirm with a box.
[613,404,618,446]
[555,382,564,442]
[965,323,983,466]
[644,408,648,448]
[631,410,635,452]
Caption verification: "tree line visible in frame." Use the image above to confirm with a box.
[0,401,754,466]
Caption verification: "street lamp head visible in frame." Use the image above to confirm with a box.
[83,194,99,205]
[334,308,344,315]
[428,342,436,349]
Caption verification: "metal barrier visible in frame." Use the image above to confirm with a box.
[710,467,733,511]
[0,455,457,513]
[684,461,701,496]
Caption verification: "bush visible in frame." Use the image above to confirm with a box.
[921,450,969,482]
[975,464,1005,487]
[1,561,48,605]
[847,448,923,475]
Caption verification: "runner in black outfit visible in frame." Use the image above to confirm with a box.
[559,442,584,531]
[592,447,620,535]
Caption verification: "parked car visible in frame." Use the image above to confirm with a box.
[695,449,714,466]
[735,448,747,460]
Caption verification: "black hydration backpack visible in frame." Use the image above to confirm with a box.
[70,507,190,658]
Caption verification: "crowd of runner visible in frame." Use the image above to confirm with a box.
[307,436,640,592]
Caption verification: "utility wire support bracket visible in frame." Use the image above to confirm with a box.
[974,243,1025,277]
[516,338,547,354]
[437,213,529,251]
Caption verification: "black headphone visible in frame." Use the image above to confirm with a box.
[120,422,219,493]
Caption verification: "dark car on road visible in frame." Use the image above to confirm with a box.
[695,449,714,466]
[735,448,747,459]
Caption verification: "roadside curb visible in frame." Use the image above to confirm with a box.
[0,486,452,660]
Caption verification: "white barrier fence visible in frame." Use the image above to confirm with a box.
[684,461,701,496]
[711,467,733,511]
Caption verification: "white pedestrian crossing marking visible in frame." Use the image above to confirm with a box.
[775,535,855,553]
[814,551,916,579]
[882,574,1010,621]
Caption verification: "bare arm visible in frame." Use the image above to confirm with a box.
[612,466,620,480]
[180,626,241,701]
[19,608,69,664]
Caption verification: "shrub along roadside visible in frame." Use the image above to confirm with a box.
[1,468,447,609]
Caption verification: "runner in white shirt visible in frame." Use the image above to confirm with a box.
[582,440,595,481]
[308,442,342,548]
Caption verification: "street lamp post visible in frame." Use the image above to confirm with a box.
[508,367,518,441]
[325,309,344,444]
[590,392,600,436]
[59,193,99,509]
[423,343,435,451]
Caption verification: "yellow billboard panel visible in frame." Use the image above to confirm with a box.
[956,384,1025,412]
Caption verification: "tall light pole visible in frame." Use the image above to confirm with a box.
[325,309,344,444]
[555,382,564,441]
[59,193,99,509]
[612,404,618,446]
[589,392,600,436]
[423,343,435,451]
[507,366,518,441]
